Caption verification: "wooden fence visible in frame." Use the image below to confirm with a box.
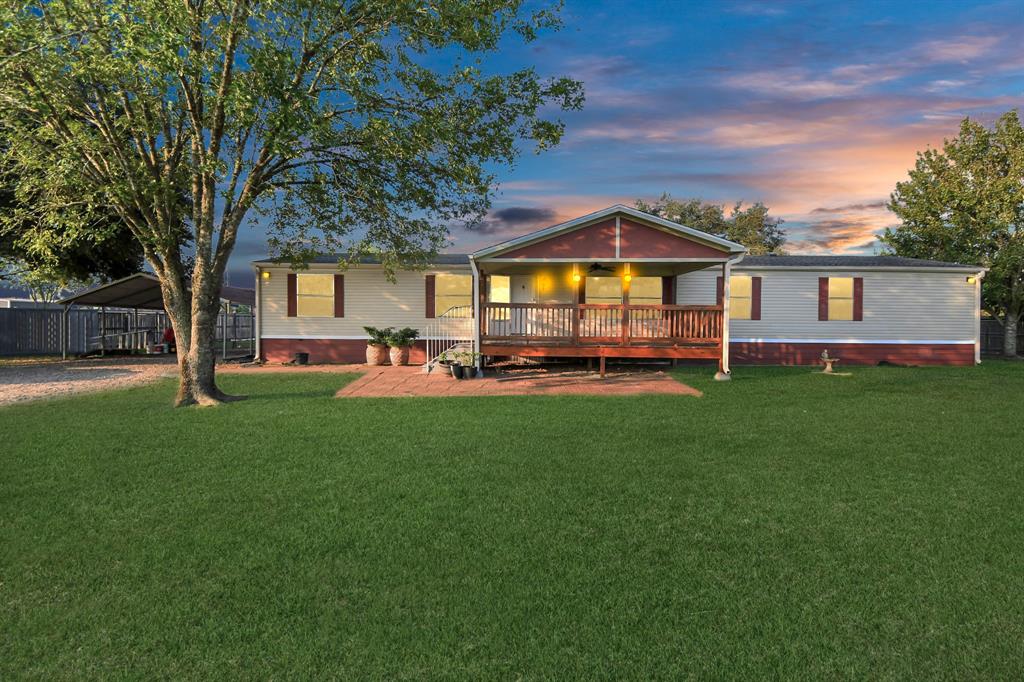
[0,307,254,357]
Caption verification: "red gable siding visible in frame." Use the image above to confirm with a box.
[618,220,728,259]
[498,219,617,259]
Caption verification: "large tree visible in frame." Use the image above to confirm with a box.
[1,172,145,286]
[635,194,786,255]
[883,111,1023,357]
[0,1,583,405]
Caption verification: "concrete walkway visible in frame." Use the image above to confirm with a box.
[335,365,702,398]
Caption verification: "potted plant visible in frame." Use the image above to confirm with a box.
[456,350,480,379]
[363,326,393,365]
[438,351,461,378]
[386,327,420,366]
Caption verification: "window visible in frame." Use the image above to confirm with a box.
[629,277,662,305]
[730,275,752,320]
[585,276,622,304]
[828,277,854,321]
[435,273,472,316]
[488,275,511,304]
[296,273,334,317]
[488,274,511,319]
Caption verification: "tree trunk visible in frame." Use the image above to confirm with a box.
[166,282,240,407]
[1004,311,1020,358]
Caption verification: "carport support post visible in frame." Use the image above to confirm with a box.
[61,303,70,360]
[222,301,228,360]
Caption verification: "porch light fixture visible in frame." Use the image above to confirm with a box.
[624,273,632,282]
[572,272,581,283]
[261,271,271,280]
[966,276,976,284]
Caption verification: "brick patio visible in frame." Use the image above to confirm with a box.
[333,365,702,398]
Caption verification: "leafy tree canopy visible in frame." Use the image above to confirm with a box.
[635,194,786,255]
[0,0,583,404]
[883,110,1023,356]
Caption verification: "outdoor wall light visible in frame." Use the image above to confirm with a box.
[966,276,976,284]
[572,273,581,283]
[624,273,632,282]
[261,271,271,280]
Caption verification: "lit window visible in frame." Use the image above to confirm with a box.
[488,275,511,304]
[296,273,334,317]
[435,273,472,316]
[730,275,752,320]
[488,275,511,319]
[585,276,622,304]
[828,277,854,321]
[629,277,662,305]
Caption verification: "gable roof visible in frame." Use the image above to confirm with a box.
[471,204,746,259]
[739,255,982,271]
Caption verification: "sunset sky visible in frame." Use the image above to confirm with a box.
[431,0,1023,259]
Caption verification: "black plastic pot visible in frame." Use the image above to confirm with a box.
[450,363,462,379]
[293,352,309,365]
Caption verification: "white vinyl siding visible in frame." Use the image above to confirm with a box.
[677,266,976,342]
[260,264,470,338]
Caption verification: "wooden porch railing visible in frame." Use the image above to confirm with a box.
[480,303,722,347]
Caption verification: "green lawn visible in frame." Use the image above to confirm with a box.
[3,363,1023,678]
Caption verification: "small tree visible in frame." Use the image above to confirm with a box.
[635,194,786,255]
[0,1,583,405]
[884,111,1023,357]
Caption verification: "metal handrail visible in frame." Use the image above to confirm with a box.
[424,305,476,371]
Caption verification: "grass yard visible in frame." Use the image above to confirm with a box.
[3,363,1023,678]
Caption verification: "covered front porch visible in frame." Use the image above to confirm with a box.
[466,205,748,376]
[476,261,726,366]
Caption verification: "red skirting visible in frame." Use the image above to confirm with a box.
[261,338,975,366]
[730,341,974,366]
[261,338,428,364]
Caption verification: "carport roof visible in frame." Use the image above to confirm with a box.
[58,273,255,310]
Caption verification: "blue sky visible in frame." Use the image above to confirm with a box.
[6,0,1023,296]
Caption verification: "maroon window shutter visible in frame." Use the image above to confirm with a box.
[287,273,297,317]
[716,276,724,306]
[853,277,864,321]
[425,274,436,318]
[818,277,829,320]
[661,276,676,304]
[333,274,345,317]
[751,276,762,320]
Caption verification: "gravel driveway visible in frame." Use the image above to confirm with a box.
[0,357,179,407]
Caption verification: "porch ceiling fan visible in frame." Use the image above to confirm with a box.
[587,263,615,273]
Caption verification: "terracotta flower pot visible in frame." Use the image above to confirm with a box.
[366,343,388,366]
[389,346,410,366]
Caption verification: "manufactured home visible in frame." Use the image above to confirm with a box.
[252,205,986,372]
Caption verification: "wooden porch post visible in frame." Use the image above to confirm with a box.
[471,258,483,375]
[716,260,732,380]
[621,264,631,346]
[571,265,580,345]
